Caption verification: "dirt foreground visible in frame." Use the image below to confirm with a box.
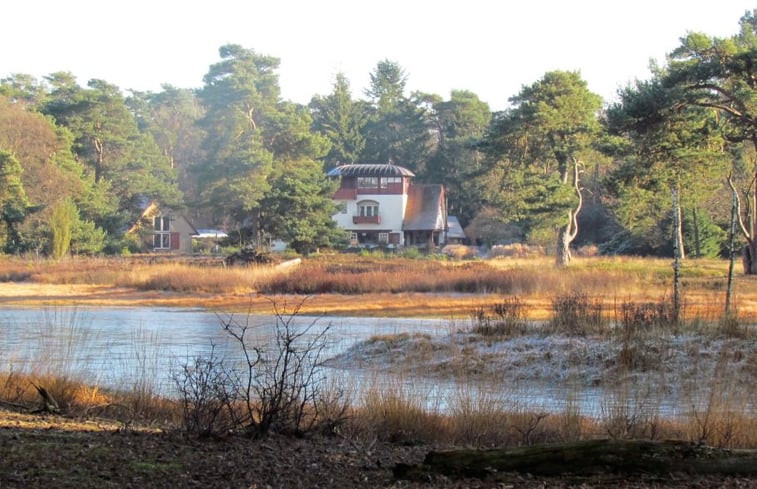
[1,411,755,489]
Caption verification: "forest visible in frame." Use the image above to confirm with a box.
[1,10,757,273]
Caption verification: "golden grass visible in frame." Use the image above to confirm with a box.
[0,254,755,320]
[0,370,179,425]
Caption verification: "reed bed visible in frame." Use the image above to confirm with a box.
[2,255,756,320]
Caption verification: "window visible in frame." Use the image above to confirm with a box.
[154,216,170,231]
[379,177,401,189]
[378,232,389,244]
[153,216,171,249]
[357,177,378,188]
[358,201,379,217]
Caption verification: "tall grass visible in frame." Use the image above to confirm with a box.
[0,307,175,423]
[3,255,756,322]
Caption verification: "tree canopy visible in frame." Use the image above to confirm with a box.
[2,10,756,263]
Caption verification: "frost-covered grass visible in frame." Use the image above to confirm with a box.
[331,305,757,448]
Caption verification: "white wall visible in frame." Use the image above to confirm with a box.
[332,192,408,244]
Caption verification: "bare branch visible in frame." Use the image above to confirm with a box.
[727,174,753,241]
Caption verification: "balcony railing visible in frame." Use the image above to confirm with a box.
[353,215,381,224]
[333,188,357,200]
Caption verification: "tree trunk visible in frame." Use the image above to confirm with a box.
[674,194,685,260]
[394,440,757,481]
[93,136,104,184]
[725,191,738,316]
[727,173,756,275]
[672,188,682,324]
[744,242,757,274]
[555,225,572,267]
[555,158,583,268]
[692,207,701,258]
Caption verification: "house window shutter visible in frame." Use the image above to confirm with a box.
[170,232,180,250]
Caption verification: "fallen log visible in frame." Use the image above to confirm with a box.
[30,383,60,414]
[394,439,757,481]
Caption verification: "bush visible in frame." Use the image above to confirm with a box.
[489,243,544,258]
[470,296,528,337]
[442,244,478,260]
[173,297,349,438]
[171,345,242,437]
[549,293,606,335]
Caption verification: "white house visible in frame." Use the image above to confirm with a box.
[327,163,452,248]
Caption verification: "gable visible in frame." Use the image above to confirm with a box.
[402,184,446,231]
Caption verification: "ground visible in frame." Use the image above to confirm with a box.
[0,411,754,488]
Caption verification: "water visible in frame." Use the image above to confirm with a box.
[0,306,451,395]
[0,306,732,418]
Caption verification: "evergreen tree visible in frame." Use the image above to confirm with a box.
[196,45,279,229]
[361,60,433,172]
[663,10,757,273]
[425,90,491,227]
[42,74,181,235]
[481,71,603,266]
[260,158,345,254]
[309,73,366,167]
[605,78,727,258]
[0,149,30,253]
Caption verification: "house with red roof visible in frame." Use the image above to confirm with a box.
[327,163,459,248]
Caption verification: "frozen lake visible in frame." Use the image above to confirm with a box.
[0,306,745,418]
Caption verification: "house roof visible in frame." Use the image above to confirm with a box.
[126,200,199,236]
[403,184,446,231]
[195,229,228,239]
[447,216,467,240]
[326,163,415,178]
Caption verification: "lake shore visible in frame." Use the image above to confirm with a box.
[0,282,536,318]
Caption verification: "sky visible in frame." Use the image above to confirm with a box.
[2,1,755,111]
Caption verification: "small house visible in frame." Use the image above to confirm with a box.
[327,163,450,248]
[127,201,197,254]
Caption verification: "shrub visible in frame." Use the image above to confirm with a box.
[470,296,528,337]
[576,245,599,257]
[441,244,477,260]
[171,345,241,437]
[549,292,606,335]
[489,243,544,258]
[221,297,347,437]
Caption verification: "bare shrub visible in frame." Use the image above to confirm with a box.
[441,244,478,260]
[223,297,346,437]
[171,345,241,437]
[601,383,663,441]
[170,297,348,438]
[489,243,544,258]
[616,300,675,371]
[470,296,528,337]
[576,245,599,257]
[619,301,675,331]
[548,293,606,335]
